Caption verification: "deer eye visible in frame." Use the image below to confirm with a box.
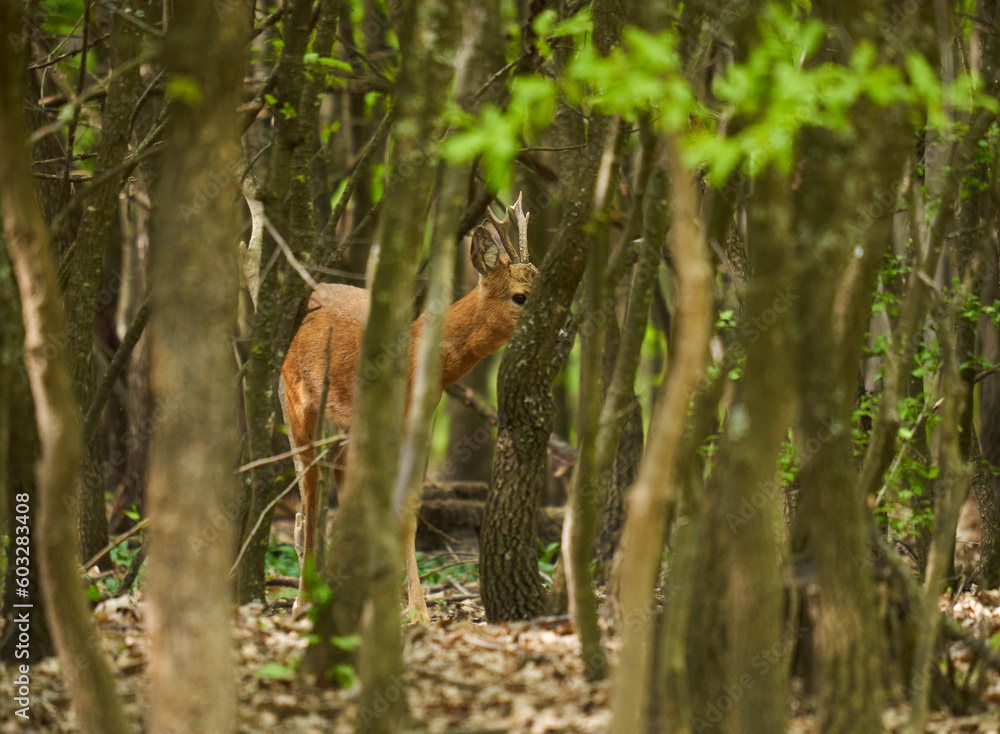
[512,293,527,305]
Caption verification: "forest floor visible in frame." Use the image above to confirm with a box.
[2,498,1000,733]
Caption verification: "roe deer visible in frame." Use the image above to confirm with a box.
[281,194,536,617]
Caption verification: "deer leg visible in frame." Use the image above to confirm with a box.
[399,503,428,621]
[282,380,318,612]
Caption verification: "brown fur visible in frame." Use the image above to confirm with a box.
[282,218,536,616]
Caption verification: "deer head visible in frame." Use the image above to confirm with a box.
[468,193,538,346]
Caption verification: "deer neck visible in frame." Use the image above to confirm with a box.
[411,285,504,390]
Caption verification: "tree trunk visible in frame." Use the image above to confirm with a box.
[63,0,149,563]
[701,166,796,734]
[0,8,128,730]
[0,249,54,664]
[144,2,246,733]
[304,5,461,717]
[235,0,346,603]
[595,398,643,575]
[481,0,625,623]
[110,186,151,532]
[610,136,714,734]
[975,0,1000,589]
[564,119,656,681]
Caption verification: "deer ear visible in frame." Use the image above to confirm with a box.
[471,224,502,275]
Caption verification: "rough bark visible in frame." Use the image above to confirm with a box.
[595,398,643,574]
[236,0,346,603]
[979,306,1000,586]
[975,0,1000,588]
[481,0,626,623]
[144,2,246,733]
[0,7,128,730]
[62,0,149,562]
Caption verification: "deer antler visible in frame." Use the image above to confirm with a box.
[485,192,531,264]
[510,192,529,263]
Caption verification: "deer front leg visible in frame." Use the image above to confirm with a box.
[399,505,429,621]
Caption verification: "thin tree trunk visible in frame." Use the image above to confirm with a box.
[610,135,713,734]
[353,0,461,716]
[975,0,1000,589]
[0,249,54,664]
[144,2,246,733]
[236,0,346,603]
[305,2,461,713]
[0,9,128,730]
[564,121,656,681]
[481,0,626,623]
[63,0,149,562]
[906,298,971,734]
[711,165,796,734]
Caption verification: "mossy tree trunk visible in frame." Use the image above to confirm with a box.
[235,0,346,603]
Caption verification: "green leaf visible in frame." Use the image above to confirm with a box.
[331,634,362,652]
[989,631,1000,650]
[320,121,340,146]
[551,5,592,37]
[328,663,358,688]
[531,8,557,37]
[165,75,203,106]
[255,662,296,680]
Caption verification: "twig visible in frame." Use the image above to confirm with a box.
[33,171,92,182]
[251,8,282,40]
[129,70,164,127]
[974,364,1000,383]
[263,214,319,290]
[82,298,150,437]
[237,434,346,473]
[31,152,99,166]
[98,0,164,36]
[419,560,477,580]
[28,34,111,70]
[114,546,147,597]
[521,143,587,153]
[63,0,91,203]
[445,381,577,466]
[230,447,331,576]
[447,574,472,596]
[471,57,522,104]
[79,518,151,573]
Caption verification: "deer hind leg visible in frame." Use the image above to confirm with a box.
[399,499,429,621]
[281,377,318,612]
